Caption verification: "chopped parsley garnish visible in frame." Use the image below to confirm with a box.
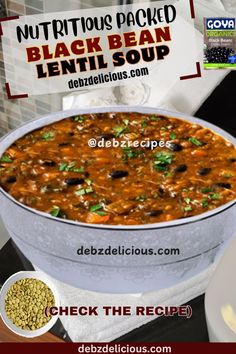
[122,147,143,160]
[201,187,213,194]
[113,125,128,138]
[0,155,13,163]
[209,193,220,200]
[89,203,107,215]
[141,120,148,128]
[202,199,209,208]
[96,211,108,216]
[183,197,199,211]
[183,205,193,212]
[76,187,94,196]
[135,195,147,202]
[76,189,86,196]
[189,137,204,146]
[164,172,174,178]
[112,119,129,137]
[184,197,191,205]
[74,115,85,123]
[141,116,158,127]
[50,206,61,217]
[42,132,55,141]
[153,152,173,171]
[150,116,159,121]
[73,167,85,173]
[223,173,234,178]
[123,119,129,126]
[85,179,93,186]
[59,162,85,173]
[89,203,103,212]
[156,165,168,171]
[170,133,177,140]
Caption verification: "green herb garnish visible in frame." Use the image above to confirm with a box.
[50,206,61,217]
[85,179,93,186]
[96,211,107,216]
[170,133,177,140]
[76,187,94,196]
[122,147,143,160]
[150,116,159,121]
[89,203,103,212]
[74,115,85,123]
[141,120,148,128]
[42,132,55,141]
[209,193,220,200]
[59,162,84,173]
[135,195,147,202]
[189,137,204,146]
[156,165,168,171]
[153,152,173,172]
[76,189,86,196]
[113,126,128,138]
[184,197,191,205]
[0,155,13,163]
[73,167,85,173]
[183,205,193,212]
[201,187,213,194]
[223,173,234,178]
[164,172,174,178]
[123,119,129,126]
[202,199,209,208]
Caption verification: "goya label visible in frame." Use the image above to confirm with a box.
[204,17,236,69]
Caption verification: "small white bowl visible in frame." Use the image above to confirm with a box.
[205,236,236,342]
[0,271,60,338]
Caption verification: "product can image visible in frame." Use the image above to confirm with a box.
[204,17,236,69]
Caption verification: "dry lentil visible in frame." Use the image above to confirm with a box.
[5,278,55,330]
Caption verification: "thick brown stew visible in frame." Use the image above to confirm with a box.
[0,112,236,225]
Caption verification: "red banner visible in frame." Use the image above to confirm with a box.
[0,343,236,353]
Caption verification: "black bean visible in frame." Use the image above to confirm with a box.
[145,210,163,217]
[58,142,70,147]
[168,143,183,152]
[205,46,234,64]
[214,183,231,189]
[65,178,84,186]
[68,132,75,136]
[198,168,211,176]
[229,158,236,163]
[6,176,16,184]
[109,170,129,179]
[98,133,114,140]
[58,210,68,219]
[158,187,165,196]
[175,164,187,173]
[42,160,56,167]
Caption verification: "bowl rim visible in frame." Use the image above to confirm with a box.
[0,271,60,338]
[0,105,235,232]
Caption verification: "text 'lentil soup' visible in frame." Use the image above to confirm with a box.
[0,112,235,225]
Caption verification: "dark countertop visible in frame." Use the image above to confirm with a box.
[0,72,235,342]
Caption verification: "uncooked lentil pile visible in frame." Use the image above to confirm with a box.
[5,278,55,330]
